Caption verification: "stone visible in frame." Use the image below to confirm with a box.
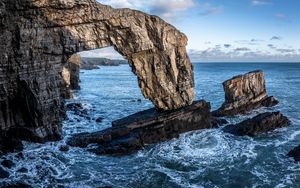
[66,102,90,119]
[0,167,9,178]
[211,117,228,127]
[0,0,194,143]
[95,117,104,123]
[223,112,290,136]
[67,100,214,155]
[1,159,15,169]
[288,145,300,162]
[59,145,69,152]
[213,70,279,116]
[17,167,28,173]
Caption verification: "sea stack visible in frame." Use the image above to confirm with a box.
[213,70,279,116]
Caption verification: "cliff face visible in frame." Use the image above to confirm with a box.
[0,0,194,142]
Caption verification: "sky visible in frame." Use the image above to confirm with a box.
[80,0,300,62]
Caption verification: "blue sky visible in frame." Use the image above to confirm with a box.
[81,0,300,62]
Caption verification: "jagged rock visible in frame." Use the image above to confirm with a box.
[66,102,90,119]
[67,100,214,155]
[211,117,228,127]
[223,112,290,136]
[213,70,279,116]
[1,159,15,169]
[288,145,300,162]
[61,54,81,98]
[0,167,9,178]
[59,145,69,152]
[0,0,194,143]
[65,103,83,111]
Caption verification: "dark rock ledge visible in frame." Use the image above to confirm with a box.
[67,100,218,155]
[223,112,290,136]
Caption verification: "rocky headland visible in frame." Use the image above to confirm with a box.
[80,57,127,70]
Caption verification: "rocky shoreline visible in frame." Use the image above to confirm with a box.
[80,57,127,70]
[63,70,294,157]
[1,69,297,163]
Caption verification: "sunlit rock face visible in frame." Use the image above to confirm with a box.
[0,0,194,142]
[213,70,278,116]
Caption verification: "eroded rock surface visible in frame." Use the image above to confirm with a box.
[213,70,279,116]
[0,0,194,142]
[223,112,290,136]
[67,100,214,155]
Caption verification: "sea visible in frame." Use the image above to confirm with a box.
[1,63,300,188]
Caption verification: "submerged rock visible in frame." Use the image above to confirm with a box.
[95,117,104,123]
[68,100,214,155]
[213,70,279,116]
[0,167,9,178]
[17,167,28,173]
[288,145,300,162]
[223,112,290,136]
[1,160,15,169]
[59,145,70,152]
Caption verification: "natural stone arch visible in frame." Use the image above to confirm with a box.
[52,2,195,110]
[0,0,194,142]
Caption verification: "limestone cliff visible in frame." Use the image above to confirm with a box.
[0,0,194,142]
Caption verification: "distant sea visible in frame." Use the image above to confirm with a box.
[2,63,300,187]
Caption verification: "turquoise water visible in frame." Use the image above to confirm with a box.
[2,63,300,187]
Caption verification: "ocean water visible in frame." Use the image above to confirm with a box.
[2,63,300,188]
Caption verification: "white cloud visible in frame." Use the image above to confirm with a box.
[251,0,272,6]
[199,3,223,16]
[97,0,197,22]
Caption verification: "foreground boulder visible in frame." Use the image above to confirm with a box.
[288,145,300,162]
[213,70,279,116]
[67,100,215,155]
[223,112,290,136]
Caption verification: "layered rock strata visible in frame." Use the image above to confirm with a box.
[213,70,278,116]
[67,100,215,155]
[223,112,290,136]
[0,0,194,143]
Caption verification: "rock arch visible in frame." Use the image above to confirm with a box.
[0,0,194,142]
